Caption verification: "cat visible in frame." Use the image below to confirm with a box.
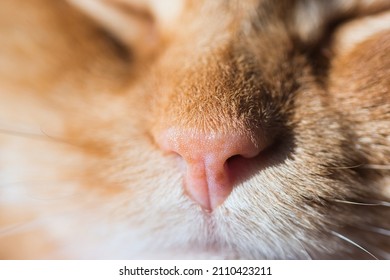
[0,0,389,259]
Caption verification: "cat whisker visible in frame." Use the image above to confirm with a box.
[0,182,88,202]
[327,163,365,170]
[1,178,84,187]
[0,203,101,239]
[0,128,54,141]
[360,164,390,170]
[0,128,74,146]
[353,225,390,237]
[296,238,313,260]
[331,231,378,260]
[333,199,390,207]
[0,220,44,238]
[364,246,390,260]
[327,163,390,170]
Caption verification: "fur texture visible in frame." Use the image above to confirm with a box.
[0,0,389,259]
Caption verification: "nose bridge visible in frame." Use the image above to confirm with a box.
[154,58,255,135]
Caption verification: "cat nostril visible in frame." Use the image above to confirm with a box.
[154,128,262,211]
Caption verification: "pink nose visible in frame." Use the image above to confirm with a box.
[155,128,262,210]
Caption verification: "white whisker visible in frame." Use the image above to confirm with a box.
[360,164,390,170]
[0,179,85,201]
[0,128,51,140]
[0,220,43,238]
[0,203,101,239]
[328,163,365,170]
[365,247,390,260]
[296,238,313,260]
[334,199,390,207]
[0,128,72,146]
[357,225,390,237]
[331,231,378,260]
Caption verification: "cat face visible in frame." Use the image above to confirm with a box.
[0,0,389,259]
